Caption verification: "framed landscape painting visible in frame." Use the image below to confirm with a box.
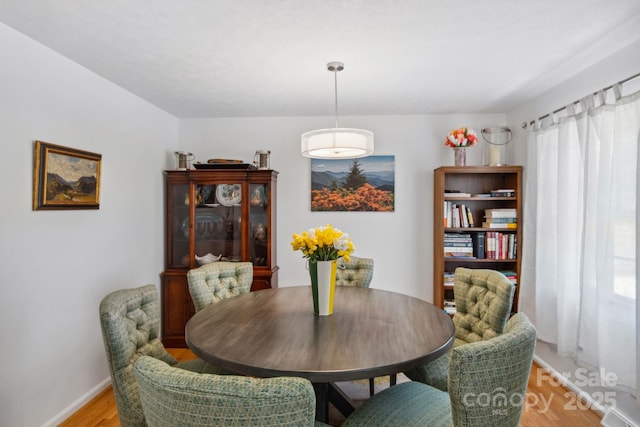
[310,155,395,212]
[33,141,102,210]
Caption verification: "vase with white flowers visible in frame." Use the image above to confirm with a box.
[445,127,478,166]
[291,224,354,315]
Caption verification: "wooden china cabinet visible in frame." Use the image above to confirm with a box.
[161,168,278,347]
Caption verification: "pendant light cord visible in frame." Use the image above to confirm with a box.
[333,68,339,129]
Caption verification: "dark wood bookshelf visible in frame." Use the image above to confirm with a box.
[434,166,522,313]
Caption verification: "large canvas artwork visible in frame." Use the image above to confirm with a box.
[32,141,102,210]
[311,155,395,212]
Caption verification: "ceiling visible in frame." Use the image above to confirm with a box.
[2,0,640,118]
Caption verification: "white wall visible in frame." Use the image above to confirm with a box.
[179,113,506,301]
[0,23,178,427]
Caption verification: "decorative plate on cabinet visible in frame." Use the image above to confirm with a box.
[181,212,225,239]
[216,184,242,206]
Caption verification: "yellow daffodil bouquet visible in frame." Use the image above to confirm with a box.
[291,224,354,263]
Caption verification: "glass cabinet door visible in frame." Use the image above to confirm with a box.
[168,182,190,268]
[249,182,269,266]
[193,183,243,263]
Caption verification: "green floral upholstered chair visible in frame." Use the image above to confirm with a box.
[134,356,329,427]
[335,256,374,288]
[342,313,536,427]
[405,267,515,391]
[187,261,253,312]
[99,284,228,427]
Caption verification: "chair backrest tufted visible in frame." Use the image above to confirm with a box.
[448,313,537,427]
[134,356,318,427]
[452,267,515,345]
[338,315,536,427]
[99,284,177,427]
[335,256,374,288]
[187,262,253,312]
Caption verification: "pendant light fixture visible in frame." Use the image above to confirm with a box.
[301,62,374,159]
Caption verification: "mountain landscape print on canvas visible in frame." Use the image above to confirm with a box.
[310,155,394,212]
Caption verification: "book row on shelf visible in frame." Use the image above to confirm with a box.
[444,202,475,228]
[444,233,473,256]
[444,204,517,229]
[479,232,517,259]
[443,269,517,313]
[444,271,517,286]
[483,208,517,228]
[444,232,517,260]
[444,299,456,315]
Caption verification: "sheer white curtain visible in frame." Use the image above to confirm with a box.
[521,85,640,396]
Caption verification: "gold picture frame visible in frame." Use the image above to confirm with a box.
[33,141,102,210]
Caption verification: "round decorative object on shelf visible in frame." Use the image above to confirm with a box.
[182,212,224,239]
[216,184,242,206]
[195,253,222,265]
[253,223,267,241]
[250,188,263,207]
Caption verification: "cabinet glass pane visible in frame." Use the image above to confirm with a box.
[194,183,243,262]
[249,183,269,266]
[169,183,190,268]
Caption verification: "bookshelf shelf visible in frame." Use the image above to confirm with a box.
[434,165,522,313]
[443,257,516,262]
[445,227,515,232]
[444,196,516,201]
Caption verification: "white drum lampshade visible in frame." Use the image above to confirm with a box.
[301,128,374,159]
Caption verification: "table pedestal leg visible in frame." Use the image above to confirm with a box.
[312,382,356,424]
[328,383,355,418]
[313,383,329,423]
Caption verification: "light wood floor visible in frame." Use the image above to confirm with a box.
[59,348,603,427]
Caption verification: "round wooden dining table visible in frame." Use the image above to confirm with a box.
[186,286,454,424]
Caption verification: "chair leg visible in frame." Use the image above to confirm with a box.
[369,374,396,396]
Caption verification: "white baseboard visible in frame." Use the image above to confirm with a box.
[533,354,606,415]
[601,408,638,427]
[40,377,112,427]
[535,342,640,427]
